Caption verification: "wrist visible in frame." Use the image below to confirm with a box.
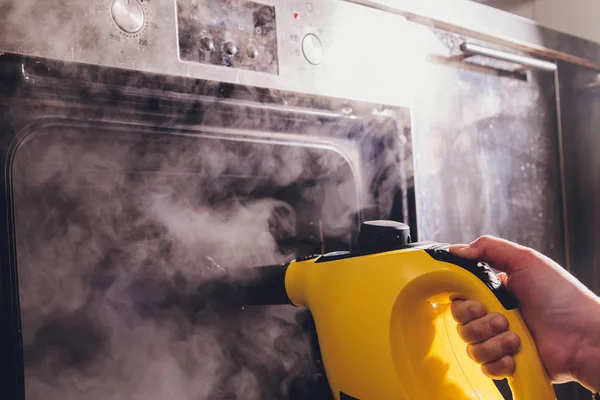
[573,297,600,392]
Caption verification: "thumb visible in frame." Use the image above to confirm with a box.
[449,235,533,274]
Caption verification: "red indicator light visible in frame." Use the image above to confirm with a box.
[293,12,300,20]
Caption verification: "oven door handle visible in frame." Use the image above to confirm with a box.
[460,43,557,72]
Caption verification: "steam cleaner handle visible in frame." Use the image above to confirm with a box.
[438,256,556,399]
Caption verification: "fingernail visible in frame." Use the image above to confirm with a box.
[501,334,519,351]
[467,304,484,319]
[490,315,507,334]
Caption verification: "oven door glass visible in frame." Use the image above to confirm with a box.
[1,56,413,399]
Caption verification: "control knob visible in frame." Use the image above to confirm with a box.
[200,36,215,52]
[302,34,324,65]
[111,0,145,34]
[246,45,259,59]
[223,42,238,56]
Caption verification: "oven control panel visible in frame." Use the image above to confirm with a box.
[0,0,415,107]
[176,0,278,74]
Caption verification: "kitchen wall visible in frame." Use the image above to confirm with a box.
[473,0,600,45]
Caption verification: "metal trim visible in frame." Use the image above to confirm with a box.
[460,42,557,71]
[554,67,571,271]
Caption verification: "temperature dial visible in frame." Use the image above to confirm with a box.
[111,0,145,34]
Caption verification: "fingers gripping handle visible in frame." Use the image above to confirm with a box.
[501,310,556,399]
[428,253,556,400]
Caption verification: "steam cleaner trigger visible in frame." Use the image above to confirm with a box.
[214,220,556,400]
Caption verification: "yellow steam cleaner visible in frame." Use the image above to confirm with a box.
[203,220,556,400]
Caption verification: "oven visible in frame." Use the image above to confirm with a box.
[0,1,418,398]
[0,0,580,398]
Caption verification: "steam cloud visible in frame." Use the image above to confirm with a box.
[11,100,407,399]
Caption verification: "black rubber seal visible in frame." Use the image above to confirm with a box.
[424,249,519,310]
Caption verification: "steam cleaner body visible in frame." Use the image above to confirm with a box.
[207,220,556,400]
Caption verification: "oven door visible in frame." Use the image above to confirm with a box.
[0,55,414,399]
[412,26,566,266]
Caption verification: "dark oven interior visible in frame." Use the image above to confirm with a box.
[0,55,414,399]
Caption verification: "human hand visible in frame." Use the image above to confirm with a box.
[450,296,519,379]
[449,236,600,392]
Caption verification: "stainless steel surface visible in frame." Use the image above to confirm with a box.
[461,42,557,71]
[111,0,146,33]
